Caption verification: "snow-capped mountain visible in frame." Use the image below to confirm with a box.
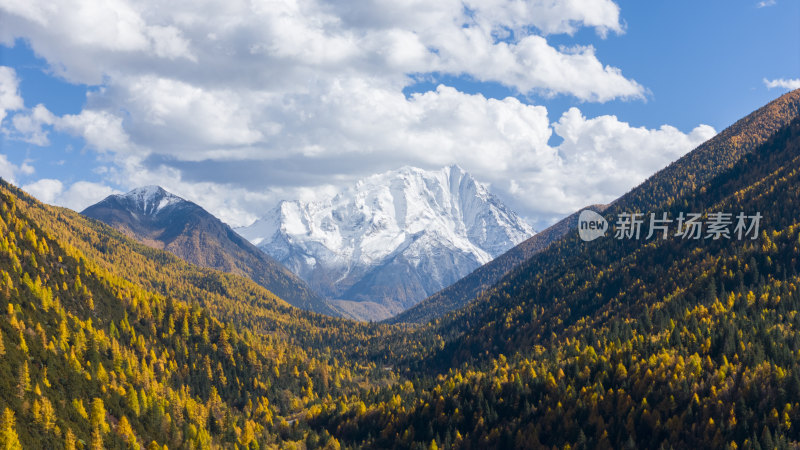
[82,186,337,316]
[237,165,535,320]
[100,185,184,216]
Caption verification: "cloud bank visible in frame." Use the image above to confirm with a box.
[0,0,716,229]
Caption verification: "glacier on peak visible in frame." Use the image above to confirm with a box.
[237,165,534,320]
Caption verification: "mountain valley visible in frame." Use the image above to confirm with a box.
[1,90,800,448]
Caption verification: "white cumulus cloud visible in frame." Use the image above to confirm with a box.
[0,0,641,99]
[9,104,55,145]
[764,78,800,90]
[104,89,714,229]
[6,102,134,153]
[22,178,121,211]
[56,109,134,153]
[21,178,63,204]
[0,154,19,184]
[0,66,24,126]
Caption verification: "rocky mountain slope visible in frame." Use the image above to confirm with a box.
[389,203,608,324]
[82,186,337,316]
[238,165,534,320]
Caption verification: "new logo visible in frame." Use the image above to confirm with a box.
[578,210,608,242]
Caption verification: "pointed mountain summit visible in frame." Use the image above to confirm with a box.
[103,185,183,216]
[237,165,534,320]
[82,186,337,316]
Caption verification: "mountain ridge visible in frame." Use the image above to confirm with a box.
[388,203,608,324]
[82,185,338,316]
[422,89,800,361]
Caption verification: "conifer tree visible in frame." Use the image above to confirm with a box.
[33,397,56,431]
[91,398,109,434]
[16,361,30,399]
[0,408,22,450]
[116,416,136,448]
[17,331,27,355]
[63,429,76,450]
[91,427,103,450]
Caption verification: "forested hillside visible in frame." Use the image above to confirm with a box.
[0,180,401,448]
[309,98,800,448]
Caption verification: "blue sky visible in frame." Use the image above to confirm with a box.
[0,0,798,229]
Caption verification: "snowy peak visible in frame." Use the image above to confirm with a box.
[238,166,534,320]
[117,185,185,216]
